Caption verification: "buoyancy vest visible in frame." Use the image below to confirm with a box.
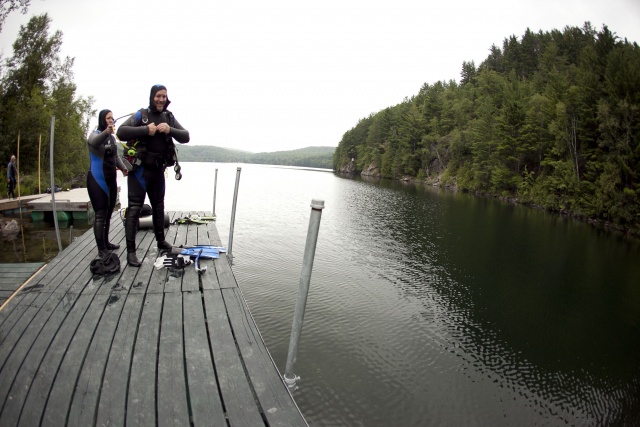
[122,108,178,170]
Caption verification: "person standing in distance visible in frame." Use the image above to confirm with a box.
[7,155,17,199]
[116,84,190,267]
[87,109,128,257]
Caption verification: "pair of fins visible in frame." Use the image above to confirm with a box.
[169,245,226,259]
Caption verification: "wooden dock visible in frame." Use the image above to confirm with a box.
[0,263,45,307]
[0,211,307,426]
[0,195,43,216]
[1,189,92,220]
[25,188,92,213]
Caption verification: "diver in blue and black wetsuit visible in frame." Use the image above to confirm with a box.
[87,109,128,257]
[117,85,190,267]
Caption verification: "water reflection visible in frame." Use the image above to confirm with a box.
[0,217,92,263]
[195,164,640,426]
[342,176,640,424]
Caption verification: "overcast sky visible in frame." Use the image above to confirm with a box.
[1,0,639,153]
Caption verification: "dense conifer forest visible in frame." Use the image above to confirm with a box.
[333,23,640,235]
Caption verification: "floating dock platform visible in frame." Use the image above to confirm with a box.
[0,211,307,426]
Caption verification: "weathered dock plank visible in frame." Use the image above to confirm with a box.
[157,291,190,426]
[0,211,307,427]
[127,292,163,426]
[222,287,306,426]
[66,289,127,426]
[204,289,266,426]
[183,290,227,425]
[0,263,46,307]
[95,293,144,426]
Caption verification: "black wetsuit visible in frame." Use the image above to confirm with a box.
[116,86,189,255]
[87,110,126,253]
[7,159,17,199]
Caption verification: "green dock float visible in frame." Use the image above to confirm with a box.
[72,210,91,220]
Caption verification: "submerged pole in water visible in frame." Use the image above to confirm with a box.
[284,199,324,388]
[213,168,218,216]
[49,115,62,252]
[227,167,241,260]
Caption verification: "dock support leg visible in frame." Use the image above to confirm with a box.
[284,199,324,388]
[227,167,241,261]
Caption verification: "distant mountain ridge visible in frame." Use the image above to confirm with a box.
[174,145,335,169]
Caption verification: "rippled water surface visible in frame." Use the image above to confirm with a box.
[7,162,640,425]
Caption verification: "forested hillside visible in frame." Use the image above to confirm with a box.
[175,145,334,169]
[333,23,640,235]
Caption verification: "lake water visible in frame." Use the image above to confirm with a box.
[3,162,640,425]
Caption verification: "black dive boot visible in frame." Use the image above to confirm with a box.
[153,205,172,253]
[157,239,173,253]
[127,252,141,267]
[104,212,120,250]
[125,207,141,267]
[94,210,111,257]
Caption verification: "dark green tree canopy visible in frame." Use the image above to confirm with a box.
[334,23,640,236]
[0,13,94,185]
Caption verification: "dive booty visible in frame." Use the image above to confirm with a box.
[127,252,142,267]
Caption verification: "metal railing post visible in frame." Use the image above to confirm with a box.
[49,115,62,252]
[227,167,241,259]
[213,168,218,216]
[284,199,324,388]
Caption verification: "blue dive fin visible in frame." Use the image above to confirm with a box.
[180,245,227,253]
[170,246,220,259]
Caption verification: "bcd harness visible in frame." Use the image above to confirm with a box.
[120,108,182,180]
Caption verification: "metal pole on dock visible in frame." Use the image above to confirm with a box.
[213,168,218,216]
[284,199,324,388]
[38,134,42,194]
[17,130,21,200]
[17,131,23,224]
[227,167,241,260]
[49,115,62,252]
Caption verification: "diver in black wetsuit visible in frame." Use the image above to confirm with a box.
[87,109,128,257]
[116,84,190,267]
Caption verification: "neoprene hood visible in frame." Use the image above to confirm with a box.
[97,109,112,131]
[149,84,171,112]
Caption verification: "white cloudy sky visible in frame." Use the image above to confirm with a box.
[1,0,639,153]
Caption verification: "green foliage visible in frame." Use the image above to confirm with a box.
[333,23,640,235]
[0,13,95,187]
[0,0,31,32]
